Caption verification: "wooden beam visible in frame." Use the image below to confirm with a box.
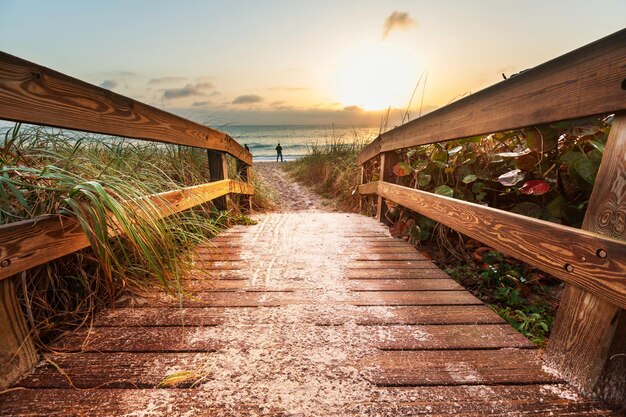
[0,52,252,165]
[358,28,626,163]
[547,112,626,408]
[376,152,399,222]
[0,278,38,388]
[208,151,229,210]
[0,179,251,281]
[359,181,626,308]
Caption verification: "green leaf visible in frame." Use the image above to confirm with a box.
[471,182,485,193]
[560,151,585,165]
[448,145,463,155]
[511,202,542,218]
[588,140,605,154]
[497,169,525,186]
[462,174,477,184]
[392,162,412,177]
[573,159,598,185]
[417,173,431,187]
[434,184,453,198]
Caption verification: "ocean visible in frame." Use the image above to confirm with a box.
[220,125,380,162]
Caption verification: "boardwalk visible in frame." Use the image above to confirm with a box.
[1,212,617,416]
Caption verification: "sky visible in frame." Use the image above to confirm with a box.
[1,0,625,127]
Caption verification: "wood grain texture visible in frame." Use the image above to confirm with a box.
[0,52,252,165]
[94,307,226,327]
[51,327,222,352]
[547,112,626,407]
[352,305,505,325]
[361,350,560,386]
[377,152,399,222]
[361,181,626,308]
[346,268,449,279]
[372,324,536,350]
[0,279,38,388]
[358,28,626,163]
[15,352,212,388]
[0,179,251,281]
[348,260,436,269]
[0,386,618,417]
[349,278,462,291]
[351,291,481,306]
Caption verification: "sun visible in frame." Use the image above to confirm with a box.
[336,43,419,111]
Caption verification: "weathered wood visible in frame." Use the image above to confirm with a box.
[361,181,626,308]
[353,305,505,325]
[0,279,38,388]
[349,278,462,291]
[353,252,428,261]
[358,28,626,163]
[351,291,481,306]
[348,260,436,269]
[361,350,560,386]
[0,386,617,417]
[208,150,229,210]
[346,268,449,279]
[372,324,536,350]
[0,179,251,281]
[547,112,626,408]
[15,352,212,388]
[94,307,226,327]
[376,152,399,222]
[0,52,252,165]
[52,327,222,352]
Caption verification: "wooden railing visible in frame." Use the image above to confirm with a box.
[357,28,626,406]
[0,51,253,387]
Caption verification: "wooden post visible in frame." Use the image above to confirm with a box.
[358,165,365,213]
[207,150,230,211]
[236,160,252,213]
[376,152,399,222]
[546,112,626,408]
[0,278,38,388]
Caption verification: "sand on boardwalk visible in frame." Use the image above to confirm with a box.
[253,162,333,212]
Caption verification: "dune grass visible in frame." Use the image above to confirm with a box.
[285,134,366,211]
[1,123,239,346]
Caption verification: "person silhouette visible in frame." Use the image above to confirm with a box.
[244,144,250,151]
[275,143,283,162]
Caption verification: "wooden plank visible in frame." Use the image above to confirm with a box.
[15,352,212,388]
[351,291,481,306]
[0,51,252,165]
[94,307,226,327]
[0,278,38,388]
[51,327,222,352]
[353,247,417,253]
[0,180,251,281]
[0,386,617,417]
[361,350,560,386]
[358,28,626,163]
[349,278,462,291]
[116,291,306,308]
[547,112,626,408]
[348,260,436,269]
[364,181,626,308]
[208,150,228,210]
[371,324,535,350]
[353,252,429,261]
[347,268,449,279]
[353,305,505,325]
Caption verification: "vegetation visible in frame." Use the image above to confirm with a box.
[0,123,244,346]
[289,115,611,346]
[285,134,366,211]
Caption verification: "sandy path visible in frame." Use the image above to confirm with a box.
[253,162,331,212]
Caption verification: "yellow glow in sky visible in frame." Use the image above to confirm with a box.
[336,43,420,111]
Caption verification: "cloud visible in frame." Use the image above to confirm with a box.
[162,82,215,100]
[267,86,310,91]
[99,80,118,90]
[382,11,416,38]
[343,105,364,112]
[148,76,187,85]
[232,94,264,105]
[192,101,211,107]
[209,91,222,97]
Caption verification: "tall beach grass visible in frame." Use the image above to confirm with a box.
[1,123,233,346]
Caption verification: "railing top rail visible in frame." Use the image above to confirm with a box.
[358,28,626,164]
[0,51,252,165]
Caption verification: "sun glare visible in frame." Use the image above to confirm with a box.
[336,44,419,111]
